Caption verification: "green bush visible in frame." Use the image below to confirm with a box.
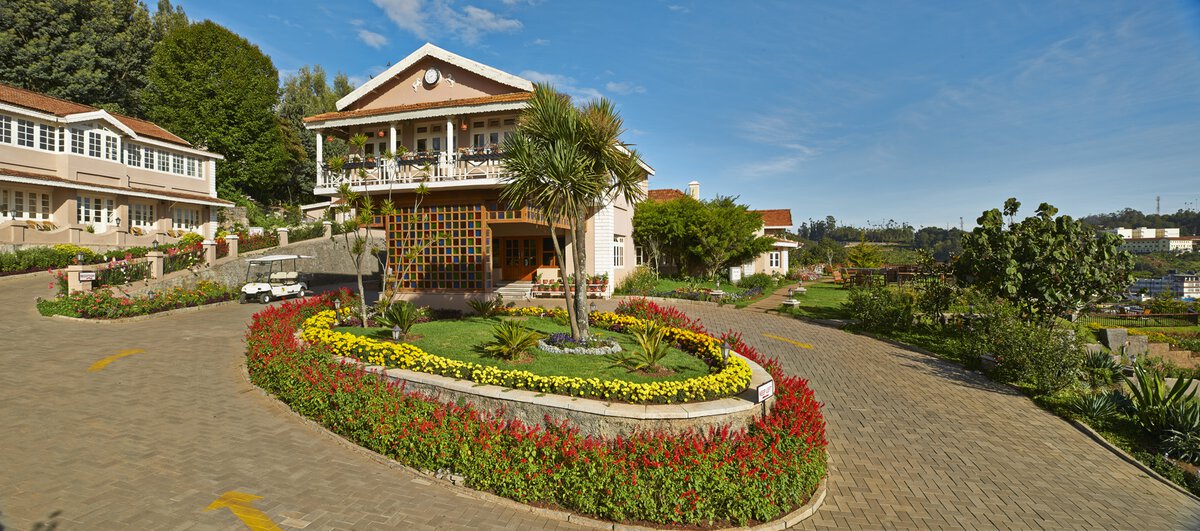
[736,273,775,292]
[957,294,1083,395]
[606,320,671,372]
[466,294,505,317]
[375,300,424,337]
[0,244,99,273]
[483,320,543,360]
[614,266,658,295]
[844,284,916,332]
[1071,392,1118,425]
[1081,350,1123,392]
[1125,366,1196,434]
[287,221,325,243]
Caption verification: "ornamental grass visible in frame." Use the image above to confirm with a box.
[246,294,827,527]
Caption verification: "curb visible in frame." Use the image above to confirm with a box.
[45,299,242,323]
[1070,419,1200,503]
[239,364,828,530]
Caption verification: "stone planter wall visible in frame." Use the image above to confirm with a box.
[340,353,776,439]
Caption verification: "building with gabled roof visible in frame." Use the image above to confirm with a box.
[304,44,651,302]
[0,83,229,248]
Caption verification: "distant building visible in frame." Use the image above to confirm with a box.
[643,180,797,280]
[1106,227,1198,254]
[1130,272,1200,300]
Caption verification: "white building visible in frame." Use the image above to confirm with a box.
[1106,227,1197,254]
[1130,272,1200,300]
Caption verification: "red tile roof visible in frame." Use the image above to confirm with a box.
[754,209,793,227]
[0,83,192,147]
[304,92,534,123]
[0,168,232,205]
[647,188,686,202]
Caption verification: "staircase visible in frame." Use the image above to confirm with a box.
[493,280,533,300]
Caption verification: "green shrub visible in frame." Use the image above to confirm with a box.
[844,284,916,332]
[483,320,543,360]
[956,294,1083,395]
[375,300,424,337]
[1125,366,1196,434]
[737,273,775,292]
[1081,350,1123,391]
[614,266,658,295]
[1071,392,1118,425]
[606,319,671,372]
[287,221,325,243]
[178,233,204,247]
[466,294,505,318]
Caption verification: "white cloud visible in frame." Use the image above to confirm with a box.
[519,70,604,101]
[667,4,689,13]
[531,38,550,46]
[357,29,389,49]
[372,0,522,45]
[604,81,645,95]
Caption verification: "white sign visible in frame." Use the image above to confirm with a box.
[729,266,742,283]
[757,380,775,403]
[79,271,96,281]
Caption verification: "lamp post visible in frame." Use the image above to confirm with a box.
[334,298,343,326]
[75,251,83,264]
[152,239,160,251]
[721,341,731,366]
[392,325,401,341]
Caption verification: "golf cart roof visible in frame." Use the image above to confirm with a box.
[246,254,313,263]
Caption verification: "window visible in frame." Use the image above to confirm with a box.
[143,148,155,169]
[186,157,197,177]
[70,128,85,154]
[0,115,10,144]
[172,207,201,230]
[4,189,51,220]
[125,144,141,167]
[172,153,183,174]
[613,236,625,268]
[769,251,781,268]
[131,203,155,227]
[635,245,645,266]
[157,149,170,172]
[76,195,112,224]
[16,119,34,147]
[105,136,118,160]
[87,131,102,157]
[38,124,56,151]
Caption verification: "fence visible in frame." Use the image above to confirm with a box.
[164,245,204,274]
[94,260,152,287]
[1082,313,1199,328]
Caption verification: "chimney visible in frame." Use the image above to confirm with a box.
[686,181,700,200]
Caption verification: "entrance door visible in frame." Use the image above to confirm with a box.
[500,238,538,281]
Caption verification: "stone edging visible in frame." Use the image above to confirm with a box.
[46,300,241,323]
[1070,419,1200,503]
[239,364,827,530]
[338,352,775,438]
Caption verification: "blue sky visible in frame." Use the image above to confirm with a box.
[169,0,1200,229]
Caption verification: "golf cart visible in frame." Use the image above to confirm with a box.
[240,254,312,304]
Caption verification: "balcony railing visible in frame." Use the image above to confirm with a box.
[319,150,507,189]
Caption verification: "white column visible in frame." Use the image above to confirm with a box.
[315,131,324,187]
[206,160,217,197]
[445,118,453,154]
[389,123,397,154]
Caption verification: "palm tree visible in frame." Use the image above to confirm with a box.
[501,84,646,339]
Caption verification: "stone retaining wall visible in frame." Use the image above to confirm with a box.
[340,354,776,439]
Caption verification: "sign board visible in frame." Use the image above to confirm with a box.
[79,271,96,281]
[248,226,264,236]
[729,266,742,283]
[756,380,775,403]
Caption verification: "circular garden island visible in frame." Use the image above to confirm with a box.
[246,294,827,528]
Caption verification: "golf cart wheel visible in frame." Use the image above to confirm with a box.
[238,294,248,304]
[259,293,271,304]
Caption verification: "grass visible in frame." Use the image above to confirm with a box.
[336,316,711,384]
[778,280,852,320]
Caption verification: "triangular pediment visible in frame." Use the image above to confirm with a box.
[337,43,533,113]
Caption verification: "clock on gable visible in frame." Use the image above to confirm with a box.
[423,67,441,86]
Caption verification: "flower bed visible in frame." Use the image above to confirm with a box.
[246,294,827,527]
[537,333,622,355]
[301,307,752,404]
[36,281,238,319]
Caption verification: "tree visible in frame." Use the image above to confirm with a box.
[150,0,189,43]
[143,21,289,202]
[502,84,645,339]
[278,66,353,203]
[845,234,884,267]
[328,134,385,326]
[955,198,1135,322]
[632,196,699,275]
[0,0,156,116]
[685,196,775,279]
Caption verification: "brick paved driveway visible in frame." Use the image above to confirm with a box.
[2,273,1198,529]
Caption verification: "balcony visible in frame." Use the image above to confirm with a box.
[317,149,507,191]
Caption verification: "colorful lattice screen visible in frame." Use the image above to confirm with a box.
[388,204,489,291]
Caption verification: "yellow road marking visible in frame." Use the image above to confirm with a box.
[764,333,813,349]
[205,491,282,531]
[87,349,146,372]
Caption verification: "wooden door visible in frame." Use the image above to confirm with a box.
[500,238,538,281]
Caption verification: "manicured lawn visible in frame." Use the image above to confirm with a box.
[337,316,710,384]
[779,280,852,320]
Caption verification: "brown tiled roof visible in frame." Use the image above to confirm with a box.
[304,92,534,123]
[754,209,793,227]
[0,83,192,147]
[0,168,232,205]
[647,188,686,202]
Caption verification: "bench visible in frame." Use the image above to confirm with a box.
[269,271,300,284]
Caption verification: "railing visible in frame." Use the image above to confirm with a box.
[319,151,507,188]
[485,203,566,228]
[1083,313,1199,328]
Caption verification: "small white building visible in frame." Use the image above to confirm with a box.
[1106,227,1197,254]
[1130,272,1200,300]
